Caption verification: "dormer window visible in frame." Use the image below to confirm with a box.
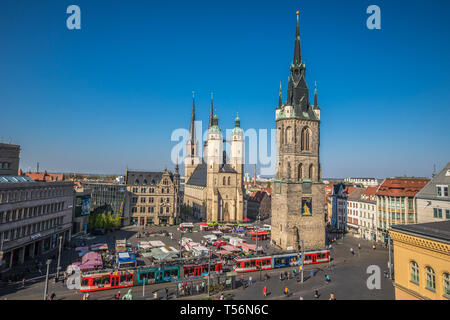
[437,185,449,197]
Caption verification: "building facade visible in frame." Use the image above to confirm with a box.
[72,185,91,235]
[329,183,348,232]
[81,181,130,226]
[344,177,380,187]
[346,187,365,234]
[416,163,450,223]
[0,177,73,269]
[390,221,450,300]
[271,12,325,251]
[0,143,20,177]
[247,191,271,221]
[358,186,378,241]
[376,177,429,243]
[126,168,180,226]
[183,95,245,223]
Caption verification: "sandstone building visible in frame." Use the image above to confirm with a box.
[126,168,180,226]
[183,94,245,223]
[271,12,326,251]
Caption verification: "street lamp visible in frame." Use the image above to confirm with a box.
[43,259,52,300]
[56,236,63,281]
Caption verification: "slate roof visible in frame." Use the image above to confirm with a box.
[126,171,165,185]
[347,187,366,201]
[219,164,237,174]
[416,162,450,201]
[186,163,207,187]
[186,163,238,187]
[391,220,450,243]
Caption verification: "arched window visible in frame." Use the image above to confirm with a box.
[135,180,139,185]
[301,127,311,151]
[223,177,226,185]
[228,177,231,185]
[426,267,435,290]
[410,261,419,283]
[285,127,293,144]
[444,273,450,296]
[298,163,303,180]
[426,267,436,290]
[309,164,314,180]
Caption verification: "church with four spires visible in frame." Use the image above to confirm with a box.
[183,94,245,223]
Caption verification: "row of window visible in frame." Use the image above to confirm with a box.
[0,188,67,204]
[348,202,375,210]
[285,163,315,180]
[279,126,312,151]
[410,262,449,296]
[131,206,171,214]
[0,202,65,224]
[133,197,171,204]
[0,216,64,243]
[131,187,171,194]
[433,208,450,219]
[133,179,170,186]
[379,197,414,210]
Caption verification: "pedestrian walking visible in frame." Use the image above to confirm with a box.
[310,269,314,278]
[314,289,319,299]
[372,244,376,251]
[329,292,336,300]
[165,287,169,300]
[220,293,224,300]
[284,286,289,297]
[350,247,354,255]
[115,291,121,300]
[325,274,330,283]
[21,278,25,288]
[248,276,252,285]
[263,286,267,297]
[358,243,361,250]
[279,273,283,281]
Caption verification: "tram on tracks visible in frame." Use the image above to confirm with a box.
[233,249,330,273]
[78,260,223,292]
[78,250,329,292]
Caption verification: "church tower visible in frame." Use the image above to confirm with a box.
[184,93,201,182]
[230,114,244,175]
[271,12,325,251]
[206,112,223,222]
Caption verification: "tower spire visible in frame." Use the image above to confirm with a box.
[293,10,302,66]
[314,81,318,107]
[209,92,214,128]
[278,81,283,108]
[189,91,196,143]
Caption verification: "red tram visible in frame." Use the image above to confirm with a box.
[233,249,330,273]
[80,269,134,292]
[182,261,223,277]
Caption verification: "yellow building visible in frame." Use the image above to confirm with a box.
[390,221,450,300]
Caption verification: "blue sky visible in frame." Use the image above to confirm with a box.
[0,0,449,178]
